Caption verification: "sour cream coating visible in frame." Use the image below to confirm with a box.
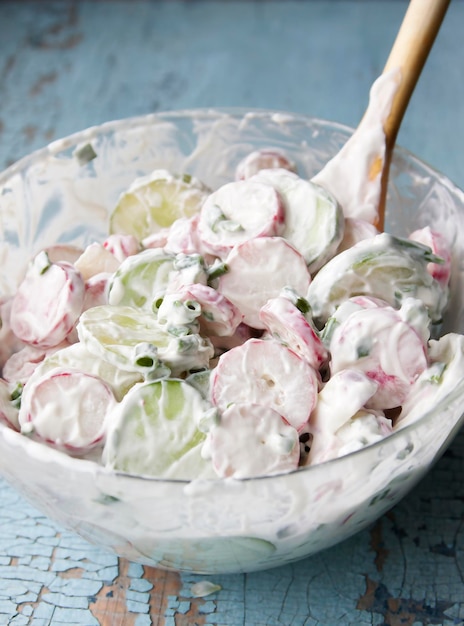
[217,236,312,329]
[211,338,319,432]
[306,369,393,464]
[329,302,428,409]
[308,232,448,326]
[11,253,85,349]
[206,403,300,479]
[19,368,116,452]
[251,168,344,273]
[312,68,401,224]
[1,115,462,481]
[197,179,285,258]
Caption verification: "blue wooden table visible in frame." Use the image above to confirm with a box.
[1,2,464,624]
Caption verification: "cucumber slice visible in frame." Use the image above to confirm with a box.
[28,342,142,401]
[77,305,213,376]
[308,233,448,326]
[103,379,209,477]
[108,248,175,312]
[109,169,210,240]
[252,169,344,273]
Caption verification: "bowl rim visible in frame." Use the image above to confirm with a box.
[2,106,462,204]
[1,107,464,486]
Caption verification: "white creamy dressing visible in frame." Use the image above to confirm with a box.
[19,368,116,450]
[312,68,401,223]
[308,232,448,325]
[217,236,312,329]
[24,341,143,401]
[251,168,344,273]
[0,90,463,566]
[102,379,211,477]
[397,333,464,427]
[11,257,85,349]
[107,248,175,310]
[198,179,285,258]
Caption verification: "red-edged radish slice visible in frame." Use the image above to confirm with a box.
[235,149,297,180]
[11,254,85,349]
[409,226,451,288]
[211,338,318,431]
[103,233,141,262]
[177,283,242,337]
[2,343,68,385]
[330,306,428,409]
[218,237,311,329]
[198,180,285,258]
[209,403,299,478]
[19,368,116,452]
[259,296,328,369]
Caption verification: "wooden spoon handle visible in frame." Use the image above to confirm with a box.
[377,0,450,230]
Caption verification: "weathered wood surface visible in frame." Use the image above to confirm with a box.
[1,2,463,624]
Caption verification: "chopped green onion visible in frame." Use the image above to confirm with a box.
[33,251,51,275]
[10,382,23,410]
[73,142,97,165]
[207,260,228,281]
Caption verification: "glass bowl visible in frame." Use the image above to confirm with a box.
[1,109,464,575]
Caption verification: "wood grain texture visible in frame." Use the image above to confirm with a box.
[377,0,451,230]
[1,1,464,624]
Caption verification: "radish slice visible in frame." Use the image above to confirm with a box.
[142,228,170,250]
[218,237,311,329]
[2,343,68,385]
[252,168,344,273]
[19,368,116,452]
[235,149,297,180]
[329,306,428,409]
[0,297,25,369]
[208,403,299,478]
[176,283,243,337]
[211,338,318,431]
[259,296,328,369]
[165,214,204,255]
[336,217,378,254]
[409,226,451,288]
[11,254,85,349]
[103,233,141,262]
[198,180,285,258]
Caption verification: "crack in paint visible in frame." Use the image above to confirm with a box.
[369,519,389,572]
[356,575,456,626]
